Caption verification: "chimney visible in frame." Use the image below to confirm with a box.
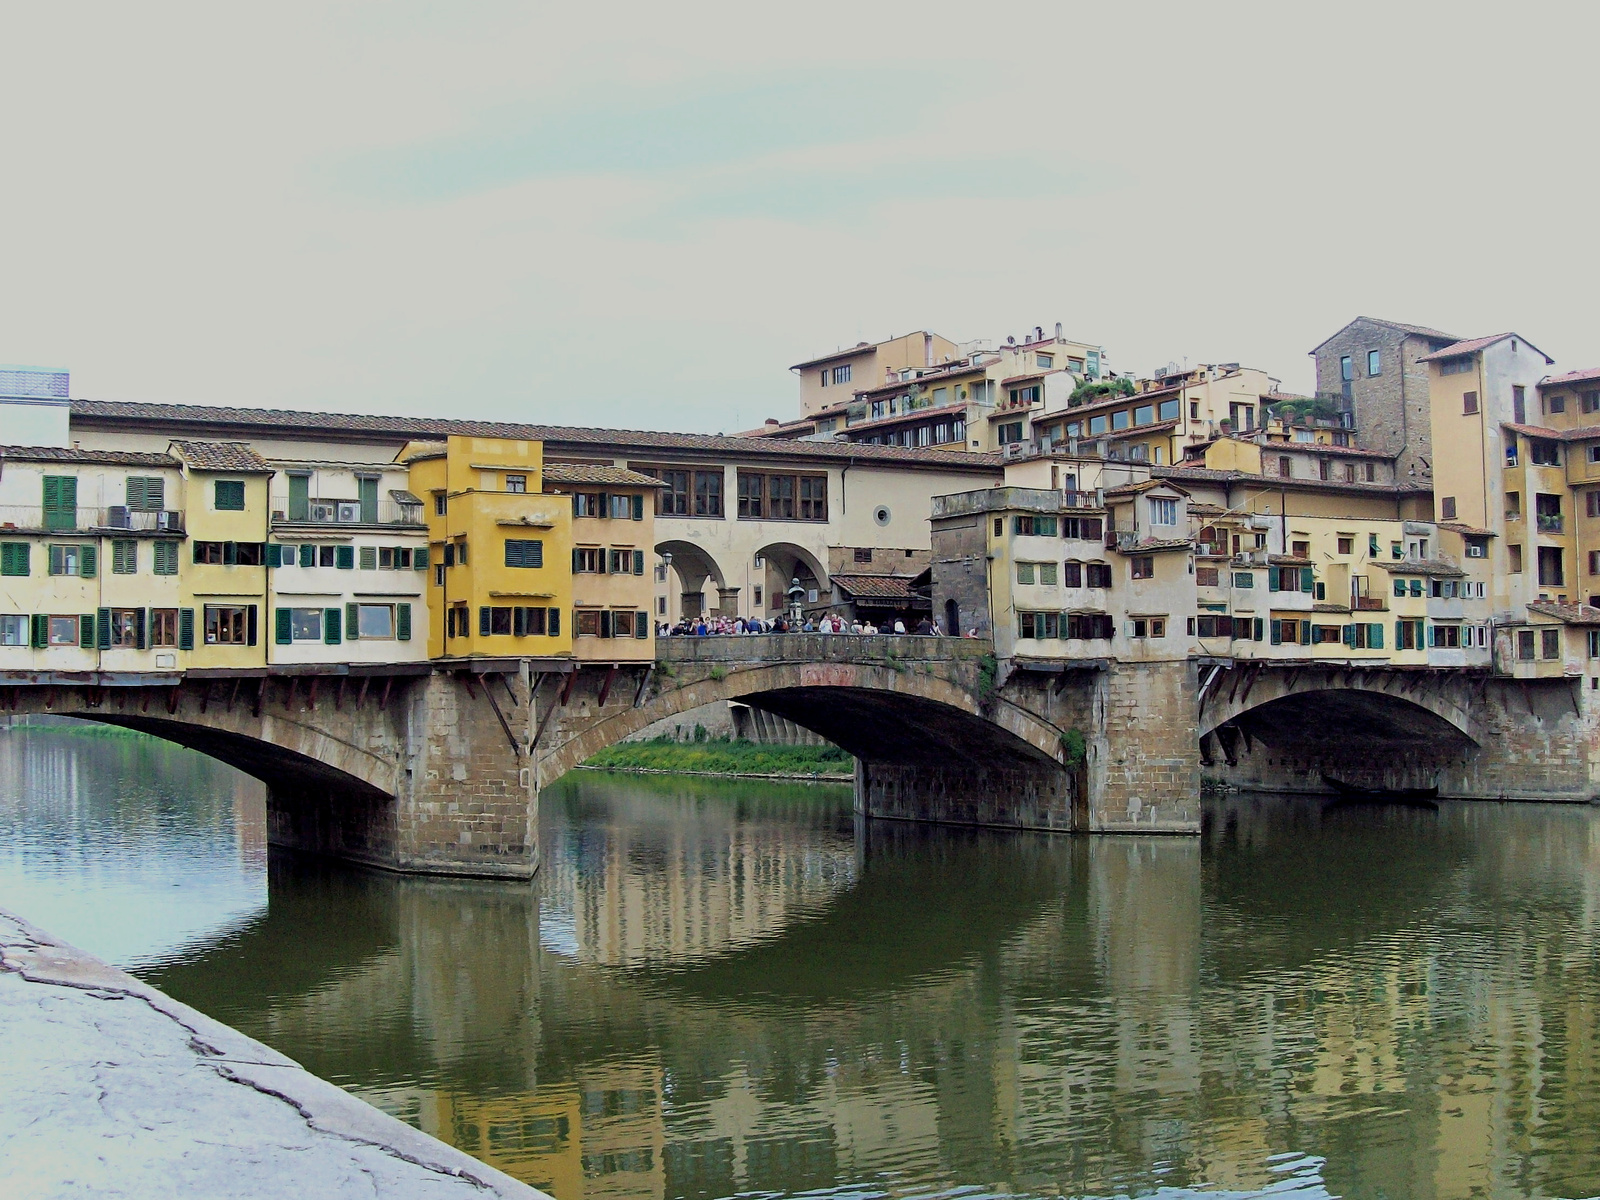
[1035,326,1043,342]
[924,332,933,367]
[1055,322,1063,340]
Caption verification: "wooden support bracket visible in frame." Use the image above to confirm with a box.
[378,675,394,712]
[253,676,267,719]
[632,665,655,708]
[597,666,618,708]
[559,667,579,706]
[478,673,520,756]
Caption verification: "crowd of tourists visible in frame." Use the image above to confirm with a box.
[659,614,970,637]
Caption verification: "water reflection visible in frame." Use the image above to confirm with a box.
[4,728,1600,1200]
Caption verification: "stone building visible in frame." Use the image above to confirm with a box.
[1309,317,1460,484]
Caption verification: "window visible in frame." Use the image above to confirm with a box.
[1542,628,1561,660]
[49,544,93,577]
[505,539,544,568]
[321,544,339,567]
[1085,562,1113,588]
[1129,617,1166,638]
[1158,398,1180,422]
[1131,556,1155,580]
[48,616,81,647]
[1440,497,1457,521]
[1196,567,1220,587]
[1517,629,1536,661]
[1038,562,1058,586]
[799,476,827,521]
[1530,439,1560,466]
[1462,391,1479,415]
[125,477,165,511]
[1278,456,1292,478]
[358,604,394,640]
[1062,516,1103,541]
[1036,354,1053,369]
[1548,394,1567,415]
[608,548,644,575]
[214,480,246,511]
[1395,618,1422,650]
[1018,611,1060,639]
[656,470,689,515]
[434,493,448,516]
[358,545,377,571]
[1111,410,1130,430]
[1506,440,1520,468]
[1009,385,1042,407]
[1585,391,1600,414]
[289,608,324,641]
[1066,612,1114,639]
[574,547,602,573]
[1233,571,1254,588]
[1292,540,1310,557]
[0,543,29,577]
[1088,415,1108,435]
[1509,545,1523,573]
[832,364,852,385]
[1365,463,1376,482]
[505,474,527,494]
[1441,357,1474,377]
[695,470,722,517]
[1340,355,1353,382]
[1538,546,1565,587]
[576,609,601,636]
[1367,349,1380,376]
[997,421,1025,445]
[1133,405,1155,426]
[1012,515,1059,536]
[1149,498,1177,526]
[853,547,873,564]
[204,605,252,645]
[1336,536,1354,555]
[1017,562,1035,585]
[0,614,26,646]
[150,609,178,648]
[42,475,77,529]
[110,539,136,574]
[1062,561,1083,587]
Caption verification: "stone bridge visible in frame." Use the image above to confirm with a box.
[4,643,1594,880]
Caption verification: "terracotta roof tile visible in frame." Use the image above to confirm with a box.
[540,463,667,487]
[829,573,919,599]
[72,400,1001,471]
[1437,521,1495,538]
[1419,333,1553,364]
[0,445,176,467]
[1374,558,1466,577]
[1541,367,1600,390]
[168,440,273,473]
[1527,601,1600,625]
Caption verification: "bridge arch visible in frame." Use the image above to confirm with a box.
[1199,666,1483,747]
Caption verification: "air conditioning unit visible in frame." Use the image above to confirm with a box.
[156,510,180,530]
[106,506,130,528]
[337,502,361,523]
[1246,514,1272,530]
[1466,544,1486,558]
[310,502,337,522]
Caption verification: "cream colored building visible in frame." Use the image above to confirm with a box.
[790,330,959,417]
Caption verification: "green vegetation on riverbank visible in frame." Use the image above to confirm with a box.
[0,717,153,739]
[583,737,854,778]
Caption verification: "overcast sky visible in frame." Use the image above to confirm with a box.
[4,2,1598,433]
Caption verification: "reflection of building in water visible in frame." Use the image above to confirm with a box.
[539,794,856,967]
[231,771,267,868]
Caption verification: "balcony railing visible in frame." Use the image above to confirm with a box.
[0,506,185,533]
[1537,513,1564,534]
[270,496,424,526]
[1354,596,1387,612]
[1061,489,1103,509]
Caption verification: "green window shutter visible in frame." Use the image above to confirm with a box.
[336,545,354,570]
[397,603,412,642]
[324,608,342,644]
[31,613,48,648]
[1393,578,1405,597]
[632,495,644,521]
[79,544,96,578]
[0,543,28,576]
[1300,567,1314,592]
[359,477,379,523]
[1267,570,1279,592]
[1254,618,1264,641]
[135,608,146,650]
[1395,620,1403,647]
[633,550,645,575]
[359,546,377,571]
[265,543,281,568]
[635,612,648,638]
[97,608,112,650]
[1301,620,1312,645]
[80,612,94,648]
[215,480,245,511]
[1370,623,1384,649]
[548,608,560,637]
[43,476,77,529]
[275,608,292,644]
[572,547,581,572]
[246,605,258,647]
[154,541,177,575]
[126,477,145,510]
[1270,619,1281,645]
[288,475,310,521]
[299,544,314,567]
[346,603,359,640]
[599,611,612,639]
[479,606,491,637]
[415,546,429,570]
[223,541,238,566]
[178,609,195,650]
[1428,624,1437,648]
[1342,624,1355,647]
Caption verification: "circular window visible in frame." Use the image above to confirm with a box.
[873,505,891,527]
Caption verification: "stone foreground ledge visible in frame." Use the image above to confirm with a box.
[0,907,546,1200]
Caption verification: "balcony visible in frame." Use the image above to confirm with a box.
[1536,513,1564,534]
[1353,596,1387,612]
[0,506,185,534]
[270,496,424,527]
[1061,489,1103,509]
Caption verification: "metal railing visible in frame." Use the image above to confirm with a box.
[0,505,185,533]
[269,496,424,526]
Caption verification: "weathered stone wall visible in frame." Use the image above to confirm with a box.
[856,755,1076,831]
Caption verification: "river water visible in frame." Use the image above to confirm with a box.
[2,726,1599,1200]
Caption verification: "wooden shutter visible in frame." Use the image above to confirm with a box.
[479,606,491,637]
[223,541,237,566]
[247,605,258,646]
[79,544,96,578]
[265,543,281,568]
[599,611,613,638]
[178,609,195,650]
[632,494,644,521]
[275,608,292,644]
[397,603,411,642]
[547,608,560,637]
[635,612,648,639]
[1370,623,1384,649]
[80,612,94,648]
[97,608,111,650]
[346,603,359,640]
[288,475,310,521]
[135,608,147,650]
[31,613,48,648]
[1300,567,1314,592]
[359,476,379,523]
[414,546,429,570]
[359,546,377,570]
[633,550,645,575]
[336,545,354,570]
[324,608,342,644]
[126,477,146,510]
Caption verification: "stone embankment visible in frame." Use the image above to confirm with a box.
[0,908,543,1199]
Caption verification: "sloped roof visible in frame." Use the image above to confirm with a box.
[72,399,1001,471]
[0,445,176,467]
[540,463,667,487]
[1116,537,1192,554]
[1102,478,1191,498]
[168,440,273,473]
[1375,558,1467,577]
[1308,317,1460,354]
[1527,601,1600,625]
[1437,520,1495,538]
[830,573,919,599]
[1539,366,1600,389]
[1419,333,1553,364]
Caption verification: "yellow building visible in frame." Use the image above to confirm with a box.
[401,436,575,661]
[537,463,662,662]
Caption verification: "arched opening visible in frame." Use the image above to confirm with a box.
[751,542,828,620]
[655,540,728,622]
[944,598,960,638]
